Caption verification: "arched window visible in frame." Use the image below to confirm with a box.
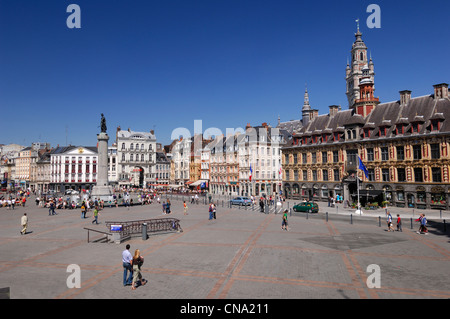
[360,52,364,61]
[130,143,134,150]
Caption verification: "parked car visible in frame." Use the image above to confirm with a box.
[293,201,319,213]
[230,197,252,206]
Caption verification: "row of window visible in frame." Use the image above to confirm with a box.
[286,166,443,183]
[120,143,153,151]
[285,143,442,165]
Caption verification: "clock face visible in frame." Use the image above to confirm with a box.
[78,147,84,154]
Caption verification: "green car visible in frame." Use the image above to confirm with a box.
[293,202,319,213]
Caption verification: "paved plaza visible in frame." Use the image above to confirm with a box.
[0,195,449,300]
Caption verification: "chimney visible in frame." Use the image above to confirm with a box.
[329,105,339,117]
[399,90,412,105]
[245,123,252,130]
[433,83,449,99]
[150,130,155,135]
[310,109,319,121]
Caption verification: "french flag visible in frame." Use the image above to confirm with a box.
[249,165,253,181]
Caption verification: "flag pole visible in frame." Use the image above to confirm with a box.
[357,171,361,215]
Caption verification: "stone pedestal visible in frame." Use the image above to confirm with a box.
[91,132,113,201]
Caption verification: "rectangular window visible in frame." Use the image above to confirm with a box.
[432,167,442,183]
[396,146,404,161]
[382,168,389,182]
[414,167,423,182]
[413,145,422,160]
[302,170,308,181]
[333,169,340,182]
[368,169,375,181]
[333,151,339,163]
[322,152,328,163]
[430,143,440,159]
[381,147,389,161]
[397,168,406,182]
[311,153,316,164]
[367,148,374,161]
[312,170,318,181]
[322,169,328,181]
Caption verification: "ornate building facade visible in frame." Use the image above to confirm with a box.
[282,29,450,210]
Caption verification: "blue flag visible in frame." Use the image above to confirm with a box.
[358,156,369,180]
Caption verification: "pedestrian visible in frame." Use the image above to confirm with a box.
[282,209,289,231]
[122,244,133,286]
[415,214,424,234]
[396,214,402,232]
[162,201,166,214]
[420,214,428,235]
[208,203,213,220]
[81,203,86,219]
[20,213,28,235]
[92,206,99,224]
[259,198,264,212]
[212,203,216,219]
[131,249,147,290]
[166,199,171,214]
[49,201,56,215]
[386,211,394,232]
[183,201,188,215]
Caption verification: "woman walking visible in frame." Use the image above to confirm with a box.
[131,249,147,290]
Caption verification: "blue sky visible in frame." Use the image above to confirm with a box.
[1,0,449,147]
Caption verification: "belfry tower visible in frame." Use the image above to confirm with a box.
[345,20,375,109]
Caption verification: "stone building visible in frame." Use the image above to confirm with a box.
[115,127,157,188]
[282,29,450,210]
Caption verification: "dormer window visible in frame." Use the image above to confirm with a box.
[430,119,441,132]
[412,123,420,133]
[396,124,405,135]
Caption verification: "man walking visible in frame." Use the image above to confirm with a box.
[122,244,133,286]
[20,213,28,235]
[92,206,99,224]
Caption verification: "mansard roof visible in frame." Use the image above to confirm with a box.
[287,91,450,148]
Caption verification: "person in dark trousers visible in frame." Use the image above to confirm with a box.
[122,244,133,286]
[396,214,402,232]
[420,214,428,235]
[92,206,99,224]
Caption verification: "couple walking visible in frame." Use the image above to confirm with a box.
[122,244,147,290]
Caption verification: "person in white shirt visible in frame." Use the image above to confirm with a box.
[122,244,133,286]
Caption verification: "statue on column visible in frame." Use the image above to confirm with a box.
[100,113,107,133]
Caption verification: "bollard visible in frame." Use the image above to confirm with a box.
[350,214,353,225]
[289,208,292,217]
[142,223,147,240]
[440,209,442,219]
[378,216,381,227]
[410,218,413,230]
[306,211,309,219]
[444,219,447,232]
[326,212,328,222]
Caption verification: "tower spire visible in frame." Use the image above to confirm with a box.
[303,84,311,111]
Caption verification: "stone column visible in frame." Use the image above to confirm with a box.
[91,132,113,201]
